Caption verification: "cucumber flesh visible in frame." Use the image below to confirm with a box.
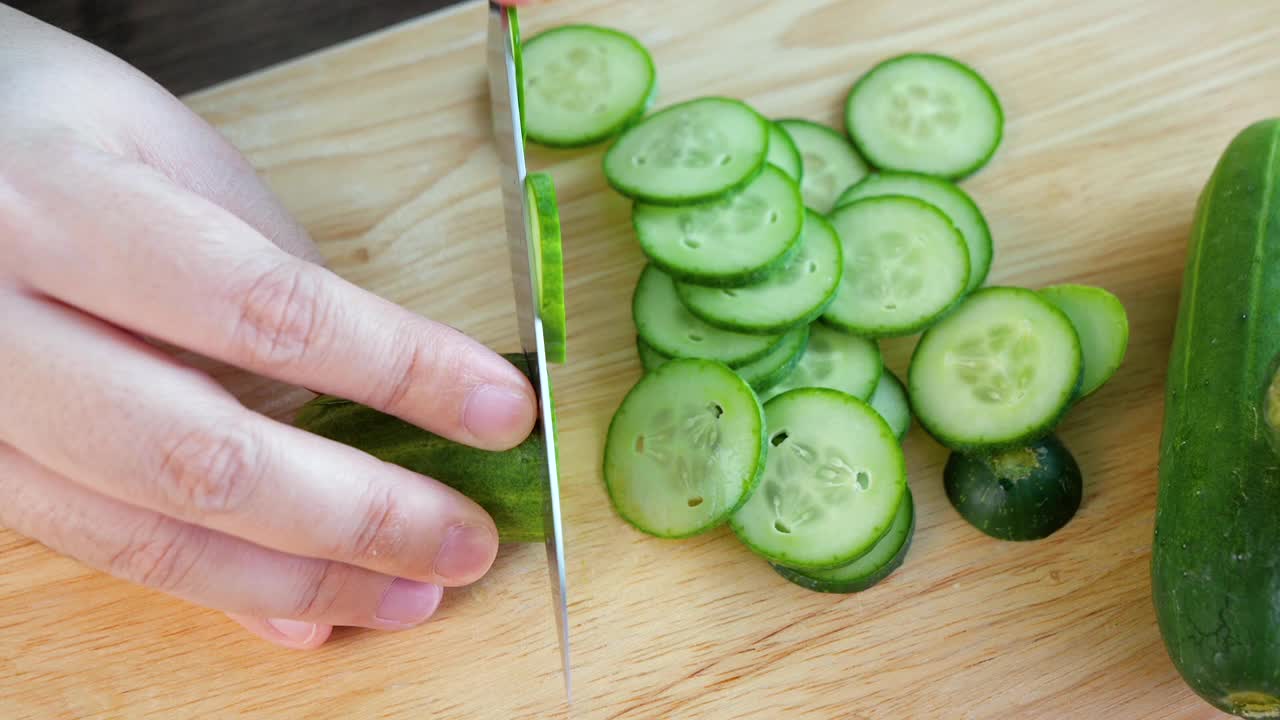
[731,388,906,569]
[633,164,804,287]
[525,172,566,363]
[869,369,911,441]
[761,323,882,403]
[773,487,914,593]
[944,434,1082,541]
[845,53,1003,179]
[637,325,809,395]
[767,122,803,183]
[909,287,1083,452]
[823,195,969,337]
[604,358,766,538]
[1038,284,1129,398]
[776,119,869,213]
[675,210,843,335]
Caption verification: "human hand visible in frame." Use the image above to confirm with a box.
[0,6,536,648]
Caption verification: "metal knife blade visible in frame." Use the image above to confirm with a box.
[485,0,572,701]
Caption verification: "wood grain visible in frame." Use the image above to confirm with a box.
[1,0,1276,717]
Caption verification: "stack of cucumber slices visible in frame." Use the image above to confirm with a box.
[520,20,1129,592]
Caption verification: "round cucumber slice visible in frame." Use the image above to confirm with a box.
[767,122,803,183]
[730,388,906,569]
[775,118,869,213]
[675,210,842,334]
[837,171,992,292]
[772,487,914,593]
[523,25,656,148]
[604,97,769,205]
[760,323,882,403]
[1037,284,1129,398]
[845,53,1004,180]
[633,165,804,287]
[632,264,784,367]
[638,325,809,395]
[944,434,1082,541]
[869,369,911,441]
[525,172,566,363]
[823,195,969,337]
[604,358,766,538]
[908,287,1084,452]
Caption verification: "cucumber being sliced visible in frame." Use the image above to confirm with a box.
[836,172,992,292]
[604,97,769,205]
[633,264,784,367]
[637,324,809,395]
[944,434,1082,541]
[760,323,882,402]
[775,119,869,213]
[845,53,1003,180]
[868,369,911,441]
[772,488,914,593]
[1037,284,1129,398]
[675,210,842,334]
[525,172,566,363]
[633,164,804,287]
[522,24,656,148]
[823,195,969,337]
[767,122,803,183]
[908,287,1083,452]
[604,358,766,538]
[730,388,906,569]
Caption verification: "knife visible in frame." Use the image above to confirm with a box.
[485,0,572,702]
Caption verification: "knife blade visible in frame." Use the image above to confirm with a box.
[484,0,572,702]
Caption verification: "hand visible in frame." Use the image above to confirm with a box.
[0,6,537,648]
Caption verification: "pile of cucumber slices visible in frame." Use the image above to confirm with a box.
[521,21,1129,592]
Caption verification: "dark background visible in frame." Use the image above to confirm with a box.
[8,0,462,94]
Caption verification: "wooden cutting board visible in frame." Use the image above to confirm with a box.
[3,0,1277,717]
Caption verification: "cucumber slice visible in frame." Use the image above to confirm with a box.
[525,172,566,363]
[633,264,784,367]
[908,287,1083,452]
[760,323,882,402]
[730,388,906,569]
[511,8,526,139]
[1037,284,1129,398]
[674,210,842,334]
[845,53,1003,180]
[633,164,804,287]
[767,122,803,183]
[944,434,1082,541]
[638,325,809,395]
[522,25,656,148]
[604,358,766,538]
[775,119,869,213]
[772,487,914,593]
[604,97,769,205]
[868,369,911,441]
[823,195,969,337]
[836,171,992,292]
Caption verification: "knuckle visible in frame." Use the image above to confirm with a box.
[346,483,411,566]
[233,262,332,369]
[291,560,349,621]
[156,425,261,517]
[109,518,205,593]
[373,323,466,417]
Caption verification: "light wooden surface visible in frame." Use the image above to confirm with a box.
[2,0,1277,717]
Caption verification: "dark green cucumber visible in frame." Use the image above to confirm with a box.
[943,434,1082,541]
[1154,118,1280,718]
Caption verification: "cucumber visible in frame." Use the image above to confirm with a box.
[1038,284,1128,398]
[775,119,869,213]
[943,434,1082,541]
[761,323,882,403]
[522,24,656,148]
[674,210,842,334]
[868,369,911,441]
[730,388,906,569]
[1154,118,1280,718]
[845,53,1003,180]
[632,264,784,367]
[766,122,803,183]
[908,287,1082,452]
[823,195,969,337]
[526,172,566,363]
[604,97,770,205]
[633,164,804,287]
[836,171,993,292]
[772,487,914,593]
[637,324,809,395]
[293,354,547,543]
[604,358,766,538]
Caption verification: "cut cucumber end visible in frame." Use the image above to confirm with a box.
[944,434,1082,541]
[1037,283,1129,398]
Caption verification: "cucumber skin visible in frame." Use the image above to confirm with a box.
[943,434,1081,541]
[1153,119,1280,718]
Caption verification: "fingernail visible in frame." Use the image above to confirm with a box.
[434,524,498,583]
[267,618,319,643]
[375,578,444,626]
[463,384,533,443]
